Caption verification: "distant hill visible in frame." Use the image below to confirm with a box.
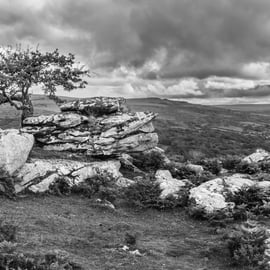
[217,104,270,115]
[126,98,270,160]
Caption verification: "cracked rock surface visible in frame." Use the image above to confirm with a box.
[22,97,158,156]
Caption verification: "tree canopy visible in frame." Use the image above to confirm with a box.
[0,46,88,121]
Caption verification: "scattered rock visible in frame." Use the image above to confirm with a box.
[155,170,187,199]
[185,164,204,175]
[14,158,122,193]
[189,174,254,214]
[243,148,270,163]
[0,129,34,176]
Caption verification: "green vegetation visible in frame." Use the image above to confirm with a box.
[127,98,270,161]
[0,46,88,123]
[123,176,189,209]
[226,221,268,268]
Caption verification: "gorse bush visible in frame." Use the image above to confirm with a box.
[228,186,270,218]
[132,150,166,172]
[188,171,214,186]
[235,161,260,175]
[197,158,222,175]
[165,162,196,179]
[123,176,189,210]
[221,155,242,171]
[226,220,268,268]
[0,251,84,270]
[49,171,118,202]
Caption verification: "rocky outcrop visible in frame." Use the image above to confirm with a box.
[60,97,127,115]
[22,97,158,156]
[155,170,188,199]
[0,129,34,176]
[189,174,254,215]
[14,158,123,193]
[243,149,270,163]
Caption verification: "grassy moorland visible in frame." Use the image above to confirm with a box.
[0,96,268,269]
[127,98,270,160]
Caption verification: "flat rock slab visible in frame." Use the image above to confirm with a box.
[14,158,122,193]
[60,97,127,116]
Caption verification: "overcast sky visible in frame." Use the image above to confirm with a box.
[1,0,270,104]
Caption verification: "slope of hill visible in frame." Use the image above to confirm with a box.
[2,96,270,160]
[127,98,270,160]
[217,104,270,114]
[0,96,268,270]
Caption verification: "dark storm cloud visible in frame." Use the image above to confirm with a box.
[1,0,270,81]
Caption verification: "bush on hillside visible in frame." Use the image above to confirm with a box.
[235,161,260,175]
[50,171,119,203]
[165,162,196,179]
[226,220,268,268]
[123,176,189,209]
[228,186,270,218]
[221,155,242,171]
[197,158,222,175]
[260,161,270,173]
[132,150,166,172]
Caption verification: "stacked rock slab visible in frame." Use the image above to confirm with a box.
[22,97,159,156]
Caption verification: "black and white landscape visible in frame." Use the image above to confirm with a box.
[1,1,270,269]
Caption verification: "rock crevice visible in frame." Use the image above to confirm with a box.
[22,97,158,156]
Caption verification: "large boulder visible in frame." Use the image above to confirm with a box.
[243,149,270,163]
[0,129,34,176]
[189,174,254,215]
[155,170,187,199]
[14,158,122,193]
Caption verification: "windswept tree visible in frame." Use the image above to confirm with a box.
[0,46,88,123]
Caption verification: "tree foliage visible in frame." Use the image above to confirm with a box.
[0,45,88,121]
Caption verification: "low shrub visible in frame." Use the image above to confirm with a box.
[228,186,270,218]
[221,155,242,171]
[165,162,196,179]
[132,151,166,172]
[260,161,270,173]
[188,171,214,186]
[235,161,261,175]
[197,158,222,175]
[123,176,189,210]
[0,251,83,270]
[0,221,17,242]
[226,220,268,268]
[50,171,119,202]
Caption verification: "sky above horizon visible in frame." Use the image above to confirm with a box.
[1,0,270,104]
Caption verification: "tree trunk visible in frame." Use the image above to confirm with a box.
[21,97,34,126]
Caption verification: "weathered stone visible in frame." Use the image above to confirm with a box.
[14,158,122,193]
[185,164,204,175]
[22,109,158,156]
[243,149,270,163]
[0,129,34,176]
[23,113,89,128]
[116,177,135,187]
[155,170,187,199]
[44,132,158,156]
[60,97,127,116]
[189,174,254,214]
